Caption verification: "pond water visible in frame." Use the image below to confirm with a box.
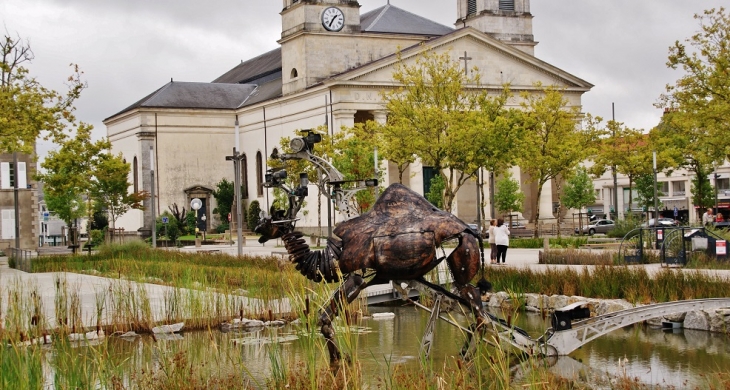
[42,305,730,388]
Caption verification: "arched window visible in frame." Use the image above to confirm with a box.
[256,151,264,196]
[241,154,249,199]
[290,68,298,79]
[133,156,139,193]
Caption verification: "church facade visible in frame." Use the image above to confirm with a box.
[104,0,593,235]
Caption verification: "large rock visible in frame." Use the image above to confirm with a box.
[684,310,711,331]
[594,299,634,316]
[525,293,549,312]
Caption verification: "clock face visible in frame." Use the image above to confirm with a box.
[322,7,345,32]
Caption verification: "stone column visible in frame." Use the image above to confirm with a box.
[373,110,388,124]
[538,179,554,221]
[137,132,156,237]
[332,109,357,133]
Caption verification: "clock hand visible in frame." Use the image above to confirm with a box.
[329,17,336,28]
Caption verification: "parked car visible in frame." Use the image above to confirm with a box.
[641,218,680,228]
[510,221,526,229]
[467,224,487,238]
[574,219,615,235]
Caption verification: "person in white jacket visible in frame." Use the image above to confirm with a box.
[494,218,510,264]
[488,219,497,264]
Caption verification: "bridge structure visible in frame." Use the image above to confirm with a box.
[408,278,730,358]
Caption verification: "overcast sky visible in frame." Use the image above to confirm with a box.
[1,0,725,161]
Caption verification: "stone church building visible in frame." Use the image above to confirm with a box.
[105,0,593,235]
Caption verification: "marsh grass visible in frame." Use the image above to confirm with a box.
[485,265,730,304]
[31,242,309,300]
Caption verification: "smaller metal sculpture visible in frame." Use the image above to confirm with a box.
[255,132,492,363]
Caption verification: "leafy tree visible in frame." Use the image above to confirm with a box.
[517,84,591,232]
[247,200,261,231]
[691,165,715,212]
[494,172,524,219]
[45,191,86,228]
[658,7,730,160]
[90,153,145,229]
[330,123,382,214]
[587,117,659,213]
[0,33,85,154]
[563,167,597,233]
[635,173,664,218]
[651,111,715,214]
[38,125,110,228]
[380,50,514,212]
[184,210,196,235]
[425,175,445,209]
[212,178,235,223]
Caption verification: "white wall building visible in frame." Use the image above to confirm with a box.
[105,0,593,235]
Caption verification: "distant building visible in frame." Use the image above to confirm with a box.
[105,0,593,234]
[0,152,39,251]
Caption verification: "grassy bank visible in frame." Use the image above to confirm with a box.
[30,241,308,300]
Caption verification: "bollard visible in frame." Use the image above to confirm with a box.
[544,237,550,250]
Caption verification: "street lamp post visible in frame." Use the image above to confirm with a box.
[150,146,156,249]
[714,164,719,218]
[653,151,658,221]
[225,116,244,256]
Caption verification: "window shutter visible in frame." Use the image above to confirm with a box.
[1,209,15,239]
[18,162,27,189]
[1,163,9,189]
[467,0,477,16]
[499,0,515,11]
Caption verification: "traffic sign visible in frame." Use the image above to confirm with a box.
[162,217,169,224]
[228,213,232,222]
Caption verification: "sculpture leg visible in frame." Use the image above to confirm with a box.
[318,273,369,364]
[446,234,492,358]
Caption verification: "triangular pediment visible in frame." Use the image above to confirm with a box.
[327,27,593,93]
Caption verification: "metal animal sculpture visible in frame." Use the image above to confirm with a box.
[255,133,491,363]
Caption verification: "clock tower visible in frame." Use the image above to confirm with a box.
[455,0,536,55]
[280,0,363,95]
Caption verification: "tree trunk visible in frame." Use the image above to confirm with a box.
[533,182,544,238]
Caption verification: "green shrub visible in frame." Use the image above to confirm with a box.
[215,223,229,234]
[156,211,181,242]
[247,200,261,231]
[608,215,642,238]
[89,230,104,246]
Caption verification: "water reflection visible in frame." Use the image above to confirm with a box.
[85,304,730,388]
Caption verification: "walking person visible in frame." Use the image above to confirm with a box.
[494,218,510,264]
[488,219,497,264]
[702,208,715,227]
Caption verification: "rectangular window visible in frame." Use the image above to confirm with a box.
[0,162,25,189]
[1,209,15,239]
[672,181,686,196]
[717,178,729,191]
[658,181,669,195]
[499,0,515,11]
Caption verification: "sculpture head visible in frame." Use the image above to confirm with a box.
[254,209,290,243]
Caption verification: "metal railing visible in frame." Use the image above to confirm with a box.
[8,248,34,272]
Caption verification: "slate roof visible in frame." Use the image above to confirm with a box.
[105,81,258,120]
[360,4,453,36]
[212,48,282,85]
